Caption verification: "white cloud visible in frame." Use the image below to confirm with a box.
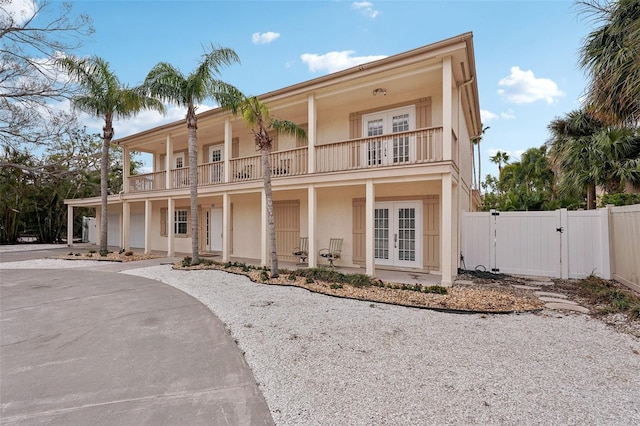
[2,0,36,25]
[352,1,380,18]
[61,103,215,140]
[497,66,563,104]
[301,50,387,74]
[481,109,499,123]
[500,109,516,120]
[252,32,280,45]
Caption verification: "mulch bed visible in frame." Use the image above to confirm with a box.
[174,262,544,314]
[59,251,163,262]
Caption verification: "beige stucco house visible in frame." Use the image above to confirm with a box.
[66,32,482,285]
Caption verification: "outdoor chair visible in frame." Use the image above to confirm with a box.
[319,238,343,268]
[292,237,308,264]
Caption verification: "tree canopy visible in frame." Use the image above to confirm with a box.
[579,0,640,126]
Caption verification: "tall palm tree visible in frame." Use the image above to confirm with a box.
[220,95,306,278]
[490,150,510,175]
[142,45,240,265]
[58,56,164,255]
[472,125,489,191]
[579,0,640,126]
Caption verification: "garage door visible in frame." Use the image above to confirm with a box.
[107,214,120,247]
[130,213,144,248]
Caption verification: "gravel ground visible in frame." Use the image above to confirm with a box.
[121,265,640,426]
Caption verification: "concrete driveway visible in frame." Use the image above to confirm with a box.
[0,247,273,425]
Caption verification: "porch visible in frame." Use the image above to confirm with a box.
[126,126,445,193]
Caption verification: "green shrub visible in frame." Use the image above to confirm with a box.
[330,283,343,289]
[347,274,374,287]
[260,270,269,282]
[424,285,448,295]
[181,256,192,267]
[287,274,296,281]
[200,258,213,266]
[88,250,96,254]
[296,268,348,283]
[306,278,314,284]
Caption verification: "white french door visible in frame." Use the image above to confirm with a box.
[374,201,422,268]
[362,106,415,167]
[208,144,224,183]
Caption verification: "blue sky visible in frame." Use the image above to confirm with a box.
[19,0,594,177]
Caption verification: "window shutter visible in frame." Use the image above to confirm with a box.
[186,208,192,238]
[349,113,362,139]
[416,98,432,128]
[160,208,167,236]
[232,137,239,158]
[268,130,279,152]
[296,123,309,147]
[352,198,365,266]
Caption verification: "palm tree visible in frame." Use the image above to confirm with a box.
[547,110,604,209]
[58,56,164,255]
[220,95,306,278]
[490,150,510,175]
[579,0,640,126]
[472,125,489,191]
[142,45,240,265]
[546,109,640,209]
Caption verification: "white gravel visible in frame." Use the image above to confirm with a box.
[122,265,640,425]
[0,258,101,269]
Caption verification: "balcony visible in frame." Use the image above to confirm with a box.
[127,127,443,193]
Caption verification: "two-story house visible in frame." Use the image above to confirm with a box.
[65,32,482,285]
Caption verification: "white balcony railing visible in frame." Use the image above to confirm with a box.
[127,127,443,193]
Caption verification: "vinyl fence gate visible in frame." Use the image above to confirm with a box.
[461,209,611,279]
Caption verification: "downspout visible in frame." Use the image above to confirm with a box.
[456,75,475,271]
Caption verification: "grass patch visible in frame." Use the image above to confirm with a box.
[576,275,640,320]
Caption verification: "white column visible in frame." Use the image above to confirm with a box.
[307,94,316,174]
[165,134,173,189]
[222,192,230,262]
[261,190,268,267]
[122,201,130,250]
[167,197,175,257]
[123,146,130,193]
[365,179,375,276]
[307,184,317,268]
[224,118,232,183]
[144,200,152,254]
[441,173,453,285]
[67,204,74,247]
[442,56,453,161]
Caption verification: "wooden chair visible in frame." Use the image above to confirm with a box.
[319,238,343,268]
[292,237,308,264]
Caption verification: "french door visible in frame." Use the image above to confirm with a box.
[362,107,415,167]
[208,144,224,183]
[374,201,422,268]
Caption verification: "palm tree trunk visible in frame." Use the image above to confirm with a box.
[187,109,200,265]
[262,147,278,278]
[587,184,596,210]
[99,122,112,256]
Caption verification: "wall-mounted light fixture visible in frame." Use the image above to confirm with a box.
[372,88,387,96]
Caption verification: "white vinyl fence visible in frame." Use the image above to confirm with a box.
[462,208,611,280]
[608,204,640,293]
